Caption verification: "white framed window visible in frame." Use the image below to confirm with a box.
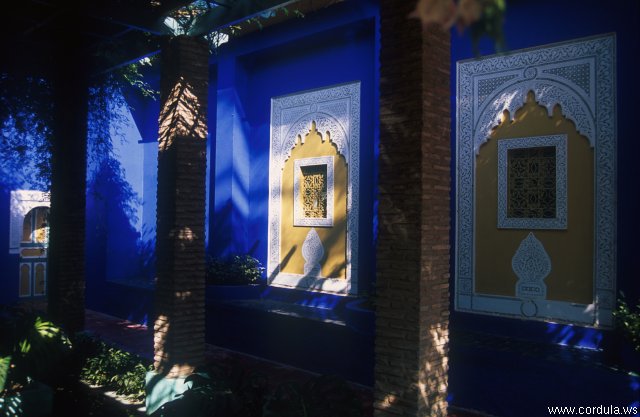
[293,156,334,227]
[497,134,567,229]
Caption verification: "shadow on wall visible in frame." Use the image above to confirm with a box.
[87,154,153,283]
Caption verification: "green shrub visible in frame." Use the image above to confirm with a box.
[614,296,640,353]
[80,341,151,401]
[0,306,71,395]
[151,366,362,417]
[206,255,264,286]
[112,362,149,400]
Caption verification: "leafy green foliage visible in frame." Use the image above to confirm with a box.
[112,362,150,400]
[1,57,157,192]
[614,296,640,353]
[151,362,269,417]
[152,364,362,417]
[468,0,507,53]
[0,306,71,394]
[80,341,152,401]
[119,59,158,100]
[0,356,10,395]
[410,0,507,54]
[206,255,265,286]
[0,74,52,190]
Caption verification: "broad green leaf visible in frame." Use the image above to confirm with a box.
[0,355,11,393]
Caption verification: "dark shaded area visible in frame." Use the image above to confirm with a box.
[47,6,90,334]
[448,328,640,417]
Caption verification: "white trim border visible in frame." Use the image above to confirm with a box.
[497,135,568,229]
[268,82,361,295]
[455,34,616,327]
[293,156,335,227]
[9,190,50,254]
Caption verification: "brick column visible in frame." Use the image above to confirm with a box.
[48,9,89,334]
[374,1,451,416]
[153,35,209,378]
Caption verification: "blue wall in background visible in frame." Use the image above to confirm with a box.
[209,0,379,294]
[204,0,379,386]
[80,2,381,364]
[85,84,158,324]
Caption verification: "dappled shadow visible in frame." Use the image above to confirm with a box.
[152,36,209,394]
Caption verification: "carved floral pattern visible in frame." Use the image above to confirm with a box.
[512,232,551,300]
[269,82,361,295]
[455,35,616,326]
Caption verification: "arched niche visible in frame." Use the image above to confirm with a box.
[19,205,49,297]
[455,34,616,327]
[9,190,50,254]
[268,82,360,295]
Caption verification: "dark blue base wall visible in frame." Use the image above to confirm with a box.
[448,330,639,417]
[206,288,375,386]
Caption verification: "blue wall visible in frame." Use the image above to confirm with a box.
[204,0,379,386]
[85,84,159,324]
[80,3,381,361]
[209,0,379,294]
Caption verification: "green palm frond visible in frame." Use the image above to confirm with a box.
[0,356,11,393]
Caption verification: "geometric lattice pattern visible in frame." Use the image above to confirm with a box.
[508,146,556,219]
[300,165,327,218]
[497,135,567,230]
[270,81,360,294]
[456,34,616,327]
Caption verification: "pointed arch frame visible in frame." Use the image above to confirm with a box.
[268,82,361,295]
[455,34,616,327]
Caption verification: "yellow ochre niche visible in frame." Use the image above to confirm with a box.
[280,121,348,279]
[475,92,594,304]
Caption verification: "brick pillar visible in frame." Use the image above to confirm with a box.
[374,1,451,416]
[48,9,88,334]
[153,35,208,378]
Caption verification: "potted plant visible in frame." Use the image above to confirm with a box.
[0,306,70,417]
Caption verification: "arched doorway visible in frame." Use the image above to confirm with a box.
[18,206,49,298]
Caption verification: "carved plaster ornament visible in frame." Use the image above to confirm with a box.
[455,34,615,326]
[268,81,360,294]
[302,228,324,277]
[512,232,551,317]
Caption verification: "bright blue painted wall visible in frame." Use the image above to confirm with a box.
[85,85,158,323]
[449,0,640,353]
[209,0,379,295]
[204,0,379,386]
